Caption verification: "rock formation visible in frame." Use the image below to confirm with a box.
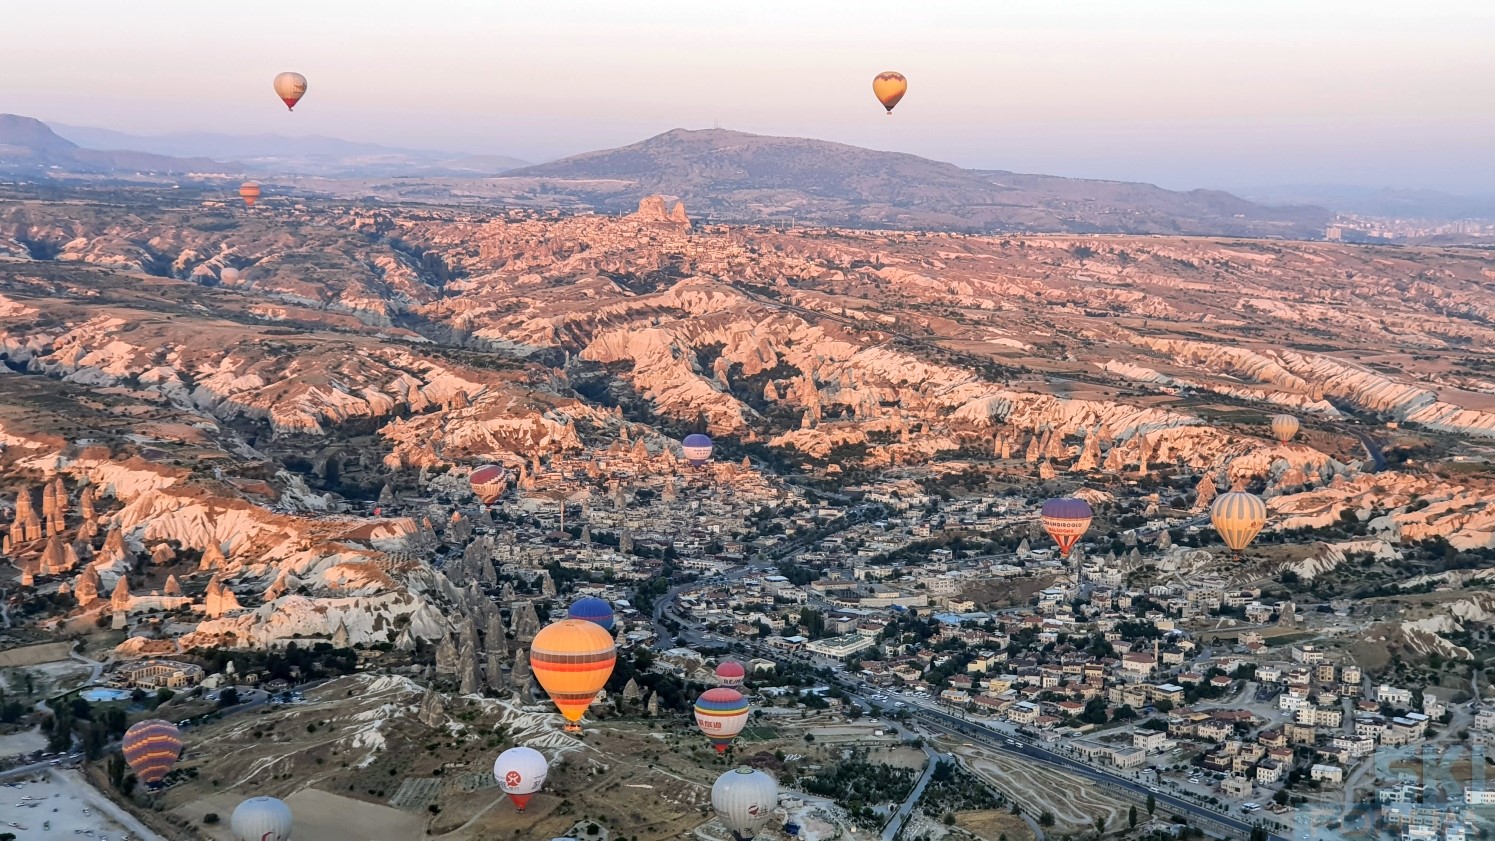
[510,648,531,693]
[110,575,131,613]
[204,576,241,617]
[435,628,460,677]
[74,566,101,606]
[485,651,508,692]
[418,686,445,728]
[511,601,540,642]
[199,541,227,571]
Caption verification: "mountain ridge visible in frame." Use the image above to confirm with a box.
[502,127,1331,237]
[0,113,235,175]
[50,122,530,177]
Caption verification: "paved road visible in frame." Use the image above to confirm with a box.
[1350,430,1388,473]
[883,744,940,841]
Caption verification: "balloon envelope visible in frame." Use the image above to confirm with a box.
[494,746,548,811]
[1040,497,1093,558]
[529,619,616,728]
[221,267,241,284]
[567,596,614,631]
[695,688,750,753]
[231,796,293,841]
[715,660,746,687]
[273,72,307,110]
[1211,490,1268,553]
[712,766,779,841]
[1271,414,1300,444]
[469,464,508,505]
[682,433,713,466]
[239,182,261,207]
[122,719,183,785]
[872,71,908,113]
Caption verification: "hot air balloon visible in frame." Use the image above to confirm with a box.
[221,267,241,285]
[469,465,508,505]
[567,596,614,631]
[682,433,713,467]
[694,688,750,753]
[529,619,616,731]
[1211,490,1268,555]
[121,719,183,785]
[1040,497,1093,558]
[273,72,307,111]
[715,660,746,688]
[494,746,548,811]
[872,71,908,114]
[239,182,261,208]
[1271,414,1300,444]
[231,796,293,841]
[712,767,779,841]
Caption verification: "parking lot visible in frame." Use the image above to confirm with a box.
[0,771,163,841]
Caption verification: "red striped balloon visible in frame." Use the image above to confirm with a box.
[122,719,183,785]
[529,619,616,731]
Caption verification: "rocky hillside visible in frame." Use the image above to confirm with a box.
[3,184,1494,655]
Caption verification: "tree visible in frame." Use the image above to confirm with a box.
[1153,698,1174,713]
[1129,805,1138,829]
[217,687,240,708]
[1039,811,1055,828]
[203,813,220,825]
[1147,794,1156,816]
[1095,815,1106,837]
[108,753,127,790]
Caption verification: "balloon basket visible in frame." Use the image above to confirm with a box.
[564,724,582,733]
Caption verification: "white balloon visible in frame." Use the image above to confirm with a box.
[231,796,293,841]
[712,767,778,841]
[494,746,548,801]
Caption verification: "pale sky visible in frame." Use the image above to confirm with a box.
[2,0,1492,192]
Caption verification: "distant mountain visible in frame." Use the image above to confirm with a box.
[1235,185,1495,222]
[503,128,1331,237]
[0,114,233,176]
[52,123,528,177]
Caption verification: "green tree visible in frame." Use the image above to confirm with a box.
[1147,794,1156,816]
[217,687,240,708]
[1129,805,1138,829]
[1039,811,1055,828]
[1095,815,1106,836]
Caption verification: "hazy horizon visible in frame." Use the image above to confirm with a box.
[4,0,1491,193]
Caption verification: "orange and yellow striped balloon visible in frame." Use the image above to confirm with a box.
[529,619,616,730]
[122,719,183,785]
[239,182,261,208]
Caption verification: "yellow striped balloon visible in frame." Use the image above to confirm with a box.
[122,719,183,785]
[1210,490,1268,554]
[529,619,616,732]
